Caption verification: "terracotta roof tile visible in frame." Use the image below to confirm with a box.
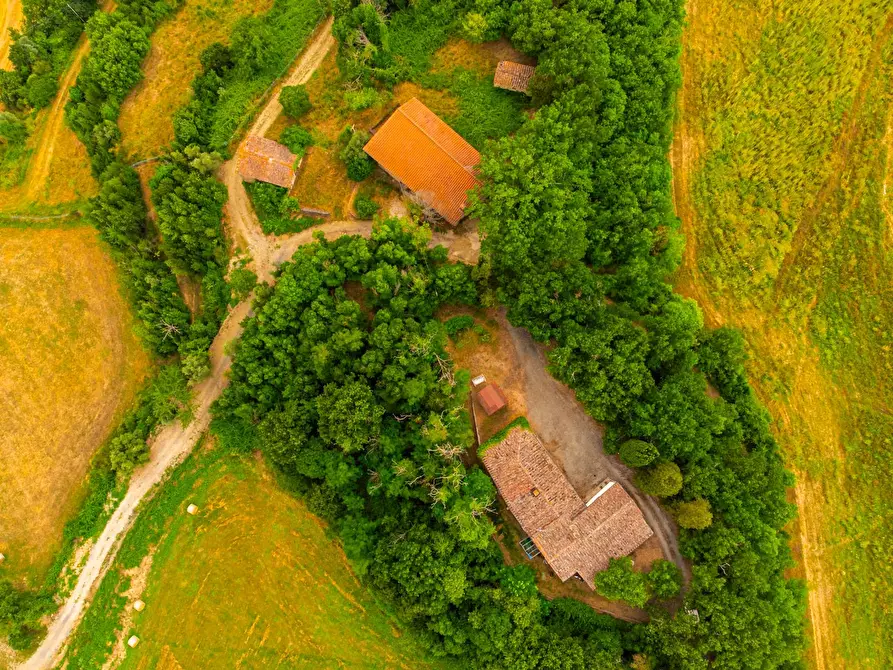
[482,428,653,589]
[363,98,480,225]
[238,136,297,189]
[493,61,535,93]
[477,384,507,415]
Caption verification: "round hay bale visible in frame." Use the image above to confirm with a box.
[132,599,145,612]
[127,635,140,648]
[186,504,199,515]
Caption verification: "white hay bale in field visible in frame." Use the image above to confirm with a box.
[127,636,140,648]
[186,504,198,515]
[132,599,145,612]
[0,553,5,563]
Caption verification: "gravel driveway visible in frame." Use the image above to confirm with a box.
[506,323,691,583]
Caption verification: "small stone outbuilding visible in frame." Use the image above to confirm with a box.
[238,136,297,189]
[493,61,535,94]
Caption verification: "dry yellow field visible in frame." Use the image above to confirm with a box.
[0,226,150,584]
[671,1,893,667]
[118,0,273,159]
[0,31,97,212]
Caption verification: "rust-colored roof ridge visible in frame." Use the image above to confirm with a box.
[398,98,480,176]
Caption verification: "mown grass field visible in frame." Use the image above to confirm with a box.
[0,226,150,586]
[671,1,893,667]
[63,447,453,669]
[118,0,274,159]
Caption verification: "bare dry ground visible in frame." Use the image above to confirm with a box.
[118,0,273,159]
[0,227,150,585]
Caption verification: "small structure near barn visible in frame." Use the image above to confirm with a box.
[471,374,487,390]
[363,98,480,226]
[238,136,297,189]
[132,599,146,612]
[493,61,535,94]
[186,503,199,515]
[481,426,653,589]
[127,635,140,648]
[476,383,507,416]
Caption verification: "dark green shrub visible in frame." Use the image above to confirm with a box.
[619,439,659,467]
[280,84,311,119]
[646,559,683,600]
[444,315,474,340]
[25,73,58,108]
[280,124,314,156]
[340,127,374,181]
[354,192,380,218]
[595,557,649,608]
[634,462,683,498]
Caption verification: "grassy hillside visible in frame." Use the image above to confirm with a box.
[118,0,274,159]
[0,225,150,586]
[62,447,453,669]
[672,1,893,667]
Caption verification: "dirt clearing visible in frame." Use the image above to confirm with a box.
[0,226,150,585]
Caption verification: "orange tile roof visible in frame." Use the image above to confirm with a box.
[363,98,480,226]
[482,428,654,589]
[238,136,297,189]
[494,61,535,93]
[477,384,507,416]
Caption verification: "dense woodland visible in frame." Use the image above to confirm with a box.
[2,0,806,666]
[0,0,96,109]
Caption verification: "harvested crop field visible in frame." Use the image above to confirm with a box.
[63,449,453,669]
[118,0,274,159]
[0,226,150,584]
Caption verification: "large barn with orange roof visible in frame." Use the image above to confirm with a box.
[363,98,480,226]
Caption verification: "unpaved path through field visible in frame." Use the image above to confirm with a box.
[24,37,91,202]
[506,326,690,583]
[22,19,478,668]
[222,16,335,281]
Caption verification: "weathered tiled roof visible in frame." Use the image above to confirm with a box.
[493,61,535,93]
[238,136,297,189]
[363,98,480,226]
[477,384,507,416]
[482,427,653,589]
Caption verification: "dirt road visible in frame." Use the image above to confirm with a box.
[506,326,690,583]
[24,37,91,202]
[23,20,479,667]
[20,300,251,670]
[222,17,335,281]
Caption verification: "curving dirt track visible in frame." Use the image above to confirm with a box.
[221,16,336,281]
[21,20,479,668]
